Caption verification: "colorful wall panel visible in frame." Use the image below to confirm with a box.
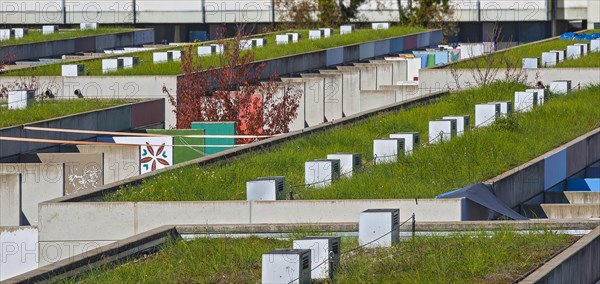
[544,148,567,190]
[359,42,375,60]
[390,37,404,53]
[326,47,344,66]
[98,136,174,174]
[146,129,205,164]
[191,122,235,155]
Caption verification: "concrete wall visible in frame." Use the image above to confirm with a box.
[0,29,154,62]
[0,98,166,162]
[488,128,600,210]
[0,164,64,226]
[281,77,325,129]
[0,227,38,281]
[77,145,140,184]
[379,85,421,102]
[320,69,360,117]
[360,90,396,112]
[521,226,600,284]
[300,73,343,122]
[419,68,600,93]
[0,174,21,227]
[372,59,408,83]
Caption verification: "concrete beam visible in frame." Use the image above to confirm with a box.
[281,77,325,127]
[320,69,360,117]
[360,90,396,112]
[300,73,343,121]
[0,174,21,227]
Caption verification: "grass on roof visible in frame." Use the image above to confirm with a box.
[0,27,133,46]
[5,26,426,76]
[553,51,600,68]
[61,230,576,283]
[105,81,600,202]
[0,99,132,128]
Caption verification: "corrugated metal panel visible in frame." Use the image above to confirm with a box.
[326,48,344,66]
[359,42,375,60]
[131,99,165,129]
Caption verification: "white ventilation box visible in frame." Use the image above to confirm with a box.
[550,80,571,94]
[514,91,539,112]
[246,176,286,201]
[262,249,311,284]
[102,58,124,73]
[574,43,588,55]
[239,39,253,50]
[309,30,322,40]
[522,58,538,69]
[541,52,559,67]
[293,236,340,280]
[80,23,98,30]
[12,28,28,39]
[591,39,600,52]
[429,119,457,144]
[198,45,217,56]
[549,50,565,62]
[118,57,138,69]
[286,33,301,42]
[373,138,404,164]
[340,25,354,34]
[61,64,84,77]
[8,90,36,110]
[372,22,390,30]
[42,25,58,35]
[276,34,292,45]
[525,88,545,105]
[488,101,512,117]
[0,29,13,41]
[566,45,583,59]
[252,38,267,47]
[389,132,419,154]
[305,159,340,188]
[153,52,173,63]
[319,28,333,38]
[359,209,400,248]
[167,50,182,61]
[326,153,361,177]
[443,115,470,136]
[475,103,500,127]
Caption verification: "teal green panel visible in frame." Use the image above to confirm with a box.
[191,121,235,155]
[146,129,205,164]
[427,54,435,67]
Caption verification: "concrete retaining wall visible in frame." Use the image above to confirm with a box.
[520,226,600,284]
[0,98,165,162]
[0,227,38,281]
[76,145,140,184]
[0,29,154,62]
[0,174,21,227]
[360,90,396,111]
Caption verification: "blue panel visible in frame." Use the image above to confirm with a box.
[586,167,600,178]
[390,37,404,53]
[359,42,375,60]
[544,148,567,190]
[326,47,344,66]
[414,54,428,68]
[417,32,430,48]
[567,178,600,191]
[374,40,390,56]
[434,51,449,65]
[431,30,443,46]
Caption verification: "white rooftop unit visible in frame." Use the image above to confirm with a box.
[293,236,341,280]
[0,29,14,41]
[252,38,267,47]
[305,159,340,188]
[153,52,173,63]
[429,119,457,144]
[61,64,84,77]
[549,50,565,62]
[525,89,545,105]
[101,58,124,73]
[566,45,583,59]
[239,39,253,50]
[286,33,301,42]
[459,43,485,59]
[80,23,98,30]
[522,58,538,69]
[514,91,539,112]
[550,80,571,94]
[373,138,404,164]
[574,43,588,55]
[42,25,58,35]
[326,153,361,177]
[246,176,286,201]
[359,209,400,248]
[489,101,512,117]
[12,28,28,39]
[340,25,354,34]
[198,45,218,56]
[309,30,323,40]
[8,90,35,110]
[319,28,333,38]
[389,132,419,155]
[372,22,390,30]
[275,34,292,45]
[443,115,470,136]
[475,103,500,127]
[541,52,559,67]
[167,50,182,61]
[118,57,138,69]
[262,249,311,284]
[591,39,600,52]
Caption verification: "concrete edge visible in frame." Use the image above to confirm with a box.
[46,90,448,203]
[518,225,600,283]
[0,28,151,49]
[3,225,178,284]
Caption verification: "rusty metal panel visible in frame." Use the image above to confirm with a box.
[131,99,165,129]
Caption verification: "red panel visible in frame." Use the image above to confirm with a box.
[404,34,417,50]
[131,99,165,129]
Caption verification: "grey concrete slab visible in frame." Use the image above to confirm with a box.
[371,59,408,83]
[281,77,325,127]
[77,145,140,184]
[320,69,360,117]
[379,85,420,102]
[300,73,343,121]
[0,174,21,226]
[360,90,396,112]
